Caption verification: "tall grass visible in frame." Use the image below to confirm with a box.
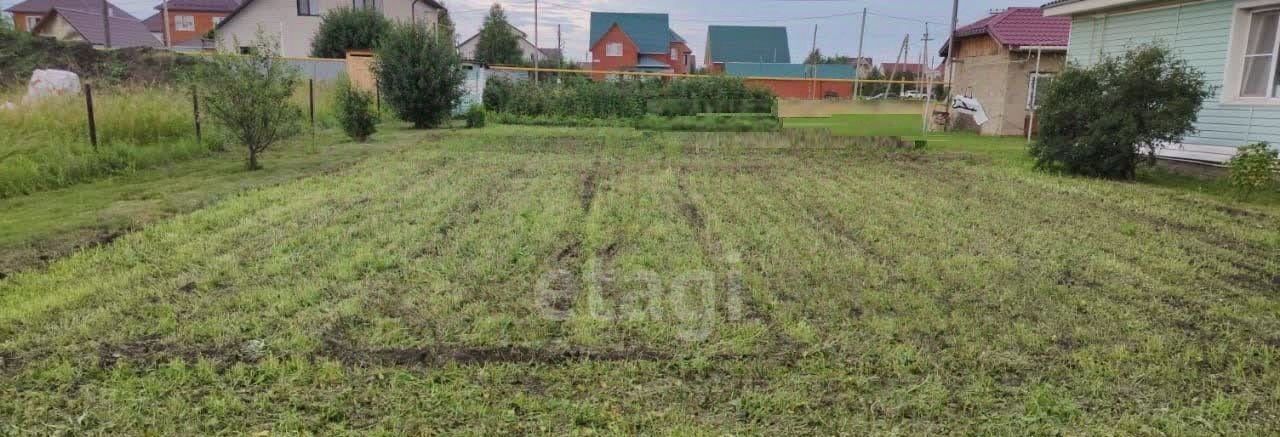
[0,87,211,198]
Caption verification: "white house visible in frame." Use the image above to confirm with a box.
[1044,0,1280,164]
[214,0,443,57]
[456,23,559,64]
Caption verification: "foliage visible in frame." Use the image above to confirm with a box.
[0,26,198,87]
[465,104,487,128]
[310,7,391,59]
[483,76,775,119]
[374,22,465,129]
[804,49,856,65]
[192,35,303,170]
[1031,45,1212,179]
[1227,143,1279,199]
[633,114,781,132]
[334,77,378,141]
[0,88,212,198]
[489,112,631,128]
[474,4,524,65]
[436,0,456,44]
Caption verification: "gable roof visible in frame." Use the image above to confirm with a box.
[34,7,160,48]
[4,0,129,16]
[457,22,529,48]
[1041,0,1148,16]
[723,62,853,79]
[153,0,240,13]
[881,62,925,75]
[218,0,443,30]
[939,7,1070,55]
[590,12,672,54]
[143,12,163,33]
[707,25,790,64]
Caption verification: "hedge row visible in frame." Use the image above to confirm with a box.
[482,75,775,119]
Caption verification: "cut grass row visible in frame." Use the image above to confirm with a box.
[2,126,1277,433]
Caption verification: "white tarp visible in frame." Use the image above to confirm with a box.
[24,69,81,104]
[951,96,989,125]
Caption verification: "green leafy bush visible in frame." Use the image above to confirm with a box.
[482,76,774,119]
[310,7,390,58]
[375,23,464,129]
[1031,45,1212,179]
[333,78,377,141]
[465,104,487,128]
[474,4,524,65]
[633,114,780,132]
[1227,143,1279,199]
[193,35,303,170]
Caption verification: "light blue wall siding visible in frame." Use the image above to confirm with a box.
[1067,0,1280,149]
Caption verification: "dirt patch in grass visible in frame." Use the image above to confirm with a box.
[95,335,265,370]
[322,340,674,367]
[538,238,583,318]
[580,169,599,213]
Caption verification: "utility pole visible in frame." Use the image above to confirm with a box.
[946,0,960,121]
[922,23,934,134]
[162,0,171,48]
[557,24,562,64]
[533,0,540,82]
[854,8,867,98]
[101,0,112,49]
[809,24,818,99]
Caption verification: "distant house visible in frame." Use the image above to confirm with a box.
[722,62,855,99]
[589,12,693,75]
[144,0,240,46]
[1043,0,1280,164]
[215,0,444,57]
[938,7,1068,136]
[705,25,790,72]
[4,0,130,32]
[880,62,932,78]
[30,7,160,48]
[850,56,873,78]
[457,23,559,65]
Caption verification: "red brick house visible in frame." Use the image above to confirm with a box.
[5,0,130,32]
[142,0,240,45]
[589,12,693,76]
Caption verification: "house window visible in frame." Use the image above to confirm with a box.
[297,0,320,16]
[606,42,622,57]
[1240,9,1280,97]
[353,0,378,10]
[175,15,195,31]
[670,48,678,59]
[25,16,40,30]
[1028,73,1054,110]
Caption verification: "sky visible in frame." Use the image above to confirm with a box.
[4,0,1046,67]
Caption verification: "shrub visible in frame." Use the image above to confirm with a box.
[1227,143,1279,199]
[474,4,524,65]
[465,104,487,128]
[193,35,303,170]
[334,78,377,141]
[310,7,390,58]
[482,76,775,119]
[375,22,464,129]
[483,76,513,112]
[1031,45,1212,179]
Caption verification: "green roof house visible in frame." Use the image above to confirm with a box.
[705,25,790,72]
[589,12,694,74]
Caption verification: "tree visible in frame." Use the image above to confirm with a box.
[805,49,855,65]
[375,22,464,129]
[474,4,523,65]
[436,1,456,43]
[1031,45,1212,179]
[194,35,303,170]
[334,76,378,142]
[310,7,391,58]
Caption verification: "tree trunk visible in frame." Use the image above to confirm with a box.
[247,147,261,170]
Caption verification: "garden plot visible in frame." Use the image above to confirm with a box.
[1,126,1278,434]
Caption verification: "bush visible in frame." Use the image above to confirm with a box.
[311,7,390,58]
[193,35,303,170]
[1227,143,1279,199]
[633,114,780,132]
[334,78,377,141]
[1031,45,1212,179]
[482,76,774,119]
[375,23,464,129]
[465,104,487,128]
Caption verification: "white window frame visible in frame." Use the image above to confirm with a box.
[1027,73,1054,110]
[174,15,196,31]
[25,16,40,30]
[670,48,678,59]
[212,16,223,26]
[297,0,320,16]
[1224,0,1280,104]
[605,42,623,57]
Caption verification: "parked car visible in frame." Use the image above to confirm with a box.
[902,90,931,99]
[866,92,898,100]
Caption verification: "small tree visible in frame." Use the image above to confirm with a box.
[375,22,464,128]
[311,7,390,58]
[474,4,523,65]
[334,77,378,141]
[1031,45,1212,179]
[1227,143,1279,199]
[194,36,303,170]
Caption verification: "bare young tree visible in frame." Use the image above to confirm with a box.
[194,34,303,170]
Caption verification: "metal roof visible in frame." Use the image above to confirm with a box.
[723,62,854,79]
[153,0,240,13]
[939,7,1070,56]
[34,7,160,48]
[706,25,790,64]
[4,0,129,16]
[589,12,672,54]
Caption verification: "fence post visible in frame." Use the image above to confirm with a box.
[309,79,316,144]
[375,77,380,112]
[84,83,97,150]
[191,86,201,144]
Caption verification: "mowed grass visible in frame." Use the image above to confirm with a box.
[2,126,1280,433]
[784,113,924,137]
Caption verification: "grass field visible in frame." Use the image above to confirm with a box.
[1,125,1279,433]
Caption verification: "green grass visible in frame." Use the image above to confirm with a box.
[784,113,925,137]
[2,126,1279,433]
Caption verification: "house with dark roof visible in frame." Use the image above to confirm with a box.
[937,7,1068,136]
[143,0,240,46]
[589,12,693,75]
[704,25,789,73]
[214,0,444,57]
[4,0,129,32]
[29,6,160,48]
[457,22,560,65]
[1043,0,1280,165]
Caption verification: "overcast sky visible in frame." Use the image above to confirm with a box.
[4,0,1047,66]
